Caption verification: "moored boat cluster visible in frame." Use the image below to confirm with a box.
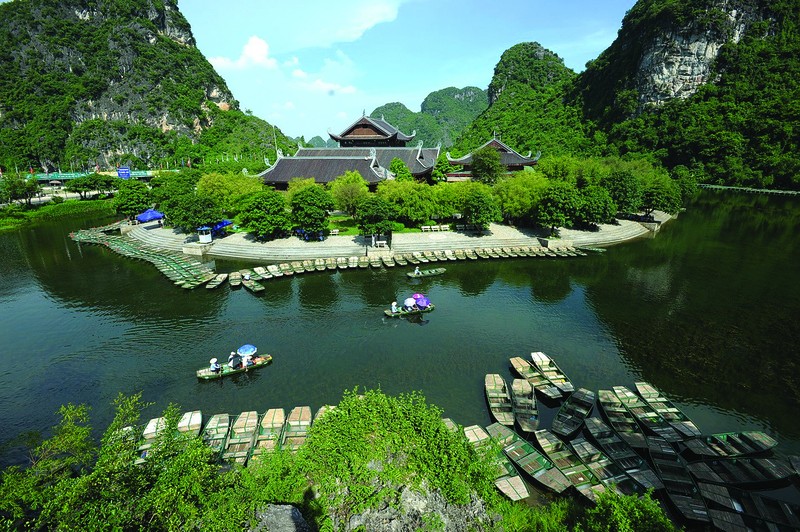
[476,351,800,529]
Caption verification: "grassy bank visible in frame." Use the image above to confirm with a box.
[0,199,116,232]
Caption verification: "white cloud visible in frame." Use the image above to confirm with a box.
[209,36,277,70]
[283,101,296,110]
[292,69,308,79]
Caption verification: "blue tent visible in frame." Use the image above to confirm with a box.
[212,219,233,235]
[136,208,164,223]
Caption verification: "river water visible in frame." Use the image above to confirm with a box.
[1,190,799,468]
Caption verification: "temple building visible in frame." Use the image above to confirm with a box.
[445,138,540,182]
[259,115,439,189]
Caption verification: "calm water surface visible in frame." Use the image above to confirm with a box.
[1,190,799,468]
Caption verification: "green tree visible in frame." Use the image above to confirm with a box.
[286,177,318,203]
[64,174,99,200]
[1,175,40,205]
[239,189,290,240]
[470,146,504,185]
[431,152,457,183]
[536,180,579,234]
[600,169,642,214]
[328,171,369,216]
[290,184,334,234]
[640,174,682,216]
[461,184,501,230]
[389,158,413,181]
[429,183,460,220]
[355,195,396,237]
[375,180,435,226]
[670,165,699,204]
[149,171,199,212]
[196,172,263,214]
[576,185,617,227]
[165,194,223,233]
[113,179,151,218]
[492,172,549,224]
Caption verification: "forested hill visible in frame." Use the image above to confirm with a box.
[370,86,487,148]
[0,0,296,173]
[452,0,800,189]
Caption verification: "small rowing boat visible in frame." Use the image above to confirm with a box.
[407,267,446,278]
[384,304,435,317]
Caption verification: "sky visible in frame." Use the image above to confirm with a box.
[180,0,638,141]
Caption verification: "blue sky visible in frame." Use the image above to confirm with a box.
[181,0,637,140]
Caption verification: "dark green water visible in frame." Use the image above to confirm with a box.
[1,190,799,468]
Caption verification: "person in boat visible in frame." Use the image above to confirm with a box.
[414,266,421,276]
[228,351,242,369]
[242,353,254,367]
[391,301,399,314]
[209,358,221,373]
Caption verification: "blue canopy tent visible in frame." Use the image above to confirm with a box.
[212,219,233,236]
[136,208,164,223]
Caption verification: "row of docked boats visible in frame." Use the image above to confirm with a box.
[200,246,592,291]
[478,351,799,529]
[134,405,334,468]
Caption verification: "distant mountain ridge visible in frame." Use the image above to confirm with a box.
[0,0,295,172]
[369,86,487,148]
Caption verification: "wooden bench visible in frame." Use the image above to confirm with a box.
[329,229,339,236]
[421,226,431,232]
[455,224,465,231]
[375,240,387,248]
[439,225,450,231]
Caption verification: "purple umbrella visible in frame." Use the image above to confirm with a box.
[412,293,425,300]
[417,297,431,308]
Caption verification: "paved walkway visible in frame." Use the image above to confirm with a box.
[128,213,671,262]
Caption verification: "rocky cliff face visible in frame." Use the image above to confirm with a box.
[634,1,765,108]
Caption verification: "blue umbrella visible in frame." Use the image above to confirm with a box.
[237,344,258,356]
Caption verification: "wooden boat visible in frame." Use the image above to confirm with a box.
[336,257,348,269]
[228,271,242,287]
[534,429,606,503]
[423,251,439,261]
[241,268,262,281]
[475,248,489,259]
[325,258,338,270]
[485,248,500,258]
[394,254,408,266]
[680,431,779,459]
[384,304,435,317]
[196,354,273,380]
[369,256,382,268]
[291,261,306,274]
[406,267,446,278]
[222,411,259,465]
[634,381,701,439]
[493,247,509,258]
[241,278,265,293]
[442,418,458,432]
[648,436,710,524]
[510,379,538,433]
[405,253,420,265]
[205,273,228,289]
[135,416,166,464]
[266,264,283,277]
[380,255,395,268]
[686,457,795,488]
[253,266,272,279]
[583,417,663,491]
[443,250,457,260]
[464,424,529,501]
[348,256,359,268]
[464,249,478,260]
[612,386,683,442]
[484,374,514,426]
[501,247,518,257]
[551,387,595,439]
[302,259,315,272]
[597,389,647,449]
[279,263,294,275]
[177,410,202,438]
[486,423,570,494]
[454,249,466,260]
[569,437,645,496]
[314,405,336,422]
[698,481,800,530]
[357,256,370,268]
[530,352,574,395]
[508,357,561,400]
[282,406,312,452]
[250,408,285,459]
[411,252,428,263]
[201,413,230,460]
